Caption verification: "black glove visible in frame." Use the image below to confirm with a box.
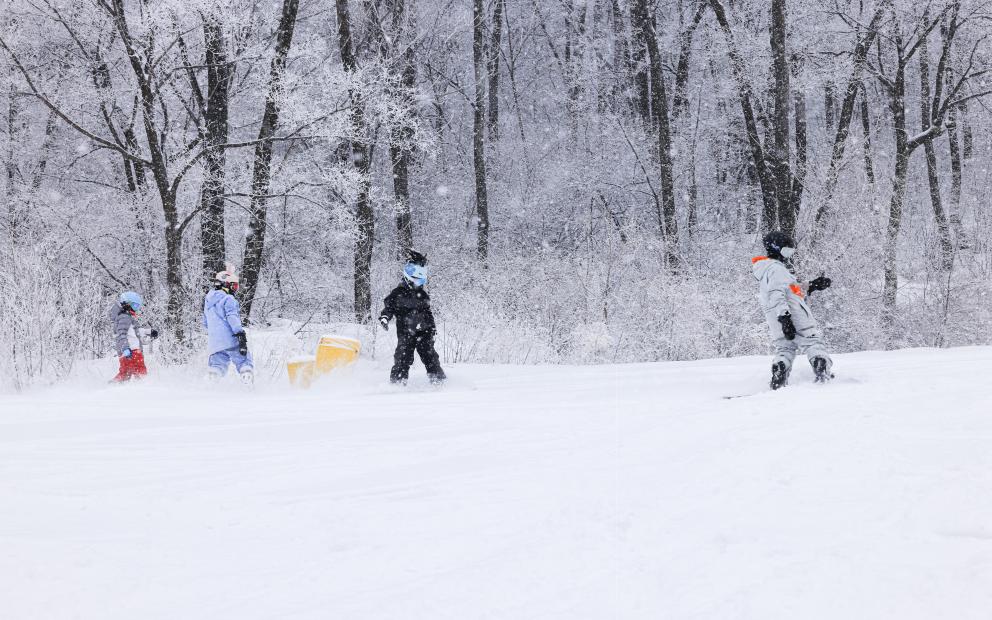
[778,313,797,341]
[808,276,832,294]
[149,329,159,339]
[378,316,389,331]
[235,331,248,356]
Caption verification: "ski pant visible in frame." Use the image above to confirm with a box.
[390,330,445,383]
[113,350,147,382]
[768,321,832,374]
[208,347,254,377]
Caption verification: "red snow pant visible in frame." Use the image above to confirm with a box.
[113,350,148,382]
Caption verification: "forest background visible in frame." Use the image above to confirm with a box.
[2,0,991,390]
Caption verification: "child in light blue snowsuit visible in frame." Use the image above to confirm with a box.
[203,270,253,380]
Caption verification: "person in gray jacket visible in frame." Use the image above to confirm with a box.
[752,231,833,390]
[110,291,157,382]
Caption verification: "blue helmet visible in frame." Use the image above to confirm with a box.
[403,263,428,287]
[120,291,144,313]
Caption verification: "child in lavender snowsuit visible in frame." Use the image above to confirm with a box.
[203,269,253,380]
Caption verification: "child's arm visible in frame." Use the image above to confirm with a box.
[379,289,398,322]
[113,312,132,355]
[377,289,399,330]
[223,296,246,334]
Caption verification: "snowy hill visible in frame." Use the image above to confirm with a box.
[2,347,992,619]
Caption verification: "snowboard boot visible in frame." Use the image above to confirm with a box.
[428,373,446,387]
[770,361,789,390]
[812,357,834,383]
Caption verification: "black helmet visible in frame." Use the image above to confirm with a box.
[406,249,428,267]
[763,231,796,260]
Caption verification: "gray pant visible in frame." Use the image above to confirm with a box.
[772,333,832,373]
[766,311,832,373]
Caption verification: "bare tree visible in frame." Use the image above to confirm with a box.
[709,0,777,229]
[770,0,793,234]
[473,0,491,261]
[867,5,987,325]
[813,7,885,234]
[488,0,506,140]
[241,0,302,321]
[196,15,235,284]
[632,0,679,266]
[918,8,954,268]
[672,1,708,120]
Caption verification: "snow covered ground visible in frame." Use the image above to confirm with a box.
[2,346,992,619]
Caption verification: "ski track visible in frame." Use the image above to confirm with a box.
[2,347,992,619]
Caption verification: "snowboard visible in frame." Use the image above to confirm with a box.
[723,376,861,400]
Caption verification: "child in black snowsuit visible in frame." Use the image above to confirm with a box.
[378,251,446,385]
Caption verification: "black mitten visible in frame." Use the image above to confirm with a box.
[236,331,248,356]
[808,276,832,294]
[149,329,160,339]
[778,313,797,341]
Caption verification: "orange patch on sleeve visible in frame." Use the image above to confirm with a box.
[790,283,805,298]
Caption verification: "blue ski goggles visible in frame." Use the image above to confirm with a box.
[403,263,428,287]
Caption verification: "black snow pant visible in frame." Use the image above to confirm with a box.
[390,330,445,383]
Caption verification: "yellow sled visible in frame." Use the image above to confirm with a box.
[287,334,361,388]
[287,357,316,388]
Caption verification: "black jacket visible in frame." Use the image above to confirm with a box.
[380,282,436,334]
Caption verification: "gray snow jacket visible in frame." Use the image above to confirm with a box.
[109,303,141,355]
[752,256,821,339]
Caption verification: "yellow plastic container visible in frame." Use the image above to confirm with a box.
[287,357,316,388]
[315,335,361,374]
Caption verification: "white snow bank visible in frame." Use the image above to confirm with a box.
[2,347,991,619]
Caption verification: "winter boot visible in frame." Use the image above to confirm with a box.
[770,361,789,390]
[812,357,834,383]
[428,373,446,387]
[240,370,255,387]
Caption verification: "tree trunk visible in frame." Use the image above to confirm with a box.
[610,0,634,113]
[824,82,836,132]
[241,0,301,321]
[199,16,233,284]
[860,83,875,186]
[163,192,185,337]
[388,0,416,252]
[770,0,793,234]
[947,89,965,243]
[336,0,375,320]
[630,1,651,124]
[5,79,20,244]
[883,53,908,328]
[961,98,973,159]
[633,0,679,266]
[791,56,808,214]
[111,0,186,336]
[813,8,884,231]
[472,0,490,261]
[672,2,707,120]
[488,0,506,140]
[918,23,954,268]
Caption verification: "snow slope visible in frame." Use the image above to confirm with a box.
[2,347,992,619]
